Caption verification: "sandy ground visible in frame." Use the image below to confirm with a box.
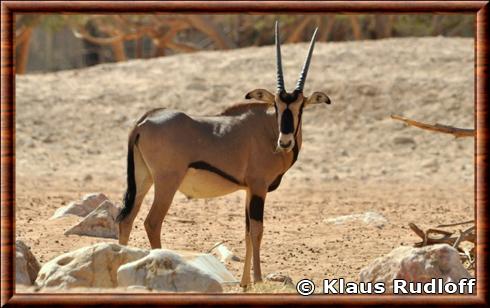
[15,37,474,292]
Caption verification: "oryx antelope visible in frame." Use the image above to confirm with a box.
[117,22,331,287]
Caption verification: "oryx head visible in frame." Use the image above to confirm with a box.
[245,21,331,153]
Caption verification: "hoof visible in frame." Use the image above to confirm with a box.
[240,282,251,291]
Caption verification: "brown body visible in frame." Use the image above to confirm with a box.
[118,104,302,286]
[139,104,300,198]
[117,22,331,287]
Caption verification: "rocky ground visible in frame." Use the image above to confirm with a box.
[15,37,474,292]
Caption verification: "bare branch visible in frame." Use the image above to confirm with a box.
[409,222,476,248]
[72,26,123,45]
[186,15,236,49]
[166,41,199,53]
[409,223,425,239]
[349,16,362,40]
[453,226,475,248]
[391,114,474,138]
[286,16,314,43]
[437,220,474,228]
[426,228,453,237]
[15,25,31,47]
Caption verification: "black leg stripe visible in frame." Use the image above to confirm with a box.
[249,195,264,222]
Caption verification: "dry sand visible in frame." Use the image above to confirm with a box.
[15,37,474,292]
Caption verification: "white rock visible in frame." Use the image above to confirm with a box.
[265,273,294,286]
[359,244,472,293]
[16,240,41,285]
[182,251,238,285]
[35,243,148,289]
[118,249,236,292]
[210,242,240,263]
[51,193,109,219]
[64,200,120,239]
[324,211,387,227]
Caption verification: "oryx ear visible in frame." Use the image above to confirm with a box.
[245,89,275,105]
[305,92,331,106]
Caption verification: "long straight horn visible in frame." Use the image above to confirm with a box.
[275,21,285,93]
[295,27,318,92]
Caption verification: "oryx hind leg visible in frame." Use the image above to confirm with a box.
[119,147,153,245]
[144,171,186,249]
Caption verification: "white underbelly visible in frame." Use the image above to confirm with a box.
[178,168,242,198]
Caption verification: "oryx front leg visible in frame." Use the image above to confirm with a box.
[144,172,184,249]
[240,194,253,288]
[250,195,265,282]
[246,186,267,284]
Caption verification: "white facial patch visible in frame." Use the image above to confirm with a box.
[278,133,295,152]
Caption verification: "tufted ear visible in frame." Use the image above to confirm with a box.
[245,89,275,105]
[305,92,331,106]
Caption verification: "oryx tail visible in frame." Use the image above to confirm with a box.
[117,108,163,222]
[116,130,139,222]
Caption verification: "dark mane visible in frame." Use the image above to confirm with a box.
[219,102,271,116]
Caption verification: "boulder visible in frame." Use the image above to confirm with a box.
[117,249,236,292]
[35,243,148,289]
[182,251,238,285]
[51,193,108,219]
[16,240,41,285]
[359,244,471,292]
[64,200,120,239]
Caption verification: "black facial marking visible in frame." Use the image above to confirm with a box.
[188,161,241,185]
[280,109,294,134]
[279,90,300,104]
[249,195,264,222]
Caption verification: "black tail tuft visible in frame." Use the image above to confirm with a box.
[116,134,138,222]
